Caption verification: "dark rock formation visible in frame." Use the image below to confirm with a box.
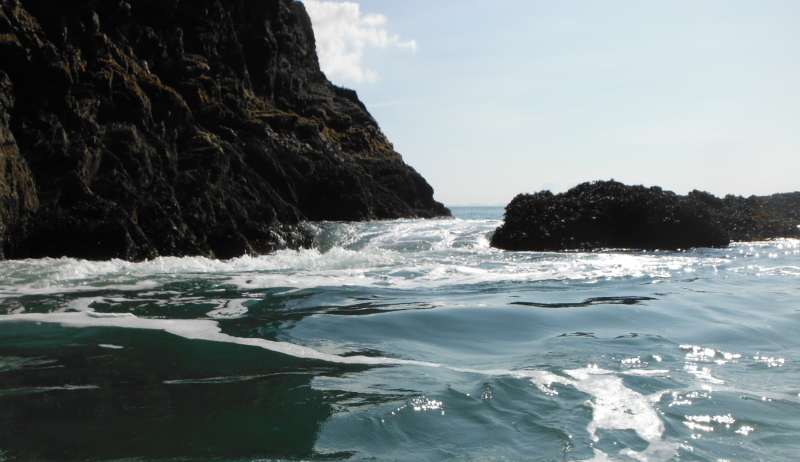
[0,0,448,260]
[491,180,800,252]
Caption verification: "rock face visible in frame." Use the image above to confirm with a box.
[0,0,448,260]
[491,180,800,252]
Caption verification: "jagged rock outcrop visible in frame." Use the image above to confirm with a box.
[491,180,800,252]
[0,71,39,260]
[0,0,448,260]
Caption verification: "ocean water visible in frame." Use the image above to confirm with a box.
[1,206,799,461]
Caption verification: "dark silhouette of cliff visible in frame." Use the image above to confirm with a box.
[0,0,449,260]
[491,180,800,251]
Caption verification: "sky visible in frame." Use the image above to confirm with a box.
[300,0,800,206]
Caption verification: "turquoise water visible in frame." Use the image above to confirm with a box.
[1,207,799,461]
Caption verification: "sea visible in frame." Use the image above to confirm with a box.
[0,206,798,462]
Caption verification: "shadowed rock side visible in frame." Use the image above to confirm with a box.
[0,0,448,260]
[491,180,800,252]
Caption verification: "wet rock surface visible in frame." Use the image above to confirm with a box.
[491,180,800,251]
[0,0,448,260]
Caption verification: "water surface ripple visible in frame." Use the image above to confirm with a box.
[0,206,798,461]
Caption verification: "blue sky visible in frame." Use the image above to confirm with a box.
[301,0,800,206]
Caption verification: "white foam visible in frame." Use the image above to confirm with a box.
[0,312,440,367]
[525,365,678,461]
[87,311,136,318]
[4,218,776,298]
[454,366,678,460]
[585,449,614,461]
[206,299,250,319]
[624,369,671,377]
[566,366,664,442]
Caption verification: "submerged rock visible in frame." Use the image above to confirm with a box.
[0,0,448,260]
[491,180,800,251]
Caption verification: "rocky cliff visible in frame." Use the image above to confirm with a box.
[0,0,449,260]
[491,180,800,252]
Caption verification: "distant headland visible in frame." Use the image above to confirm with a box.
[491,180,800,252]
[0,0,449,261]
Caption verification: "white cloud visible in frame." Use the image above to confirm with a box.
[302,0,416,83]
